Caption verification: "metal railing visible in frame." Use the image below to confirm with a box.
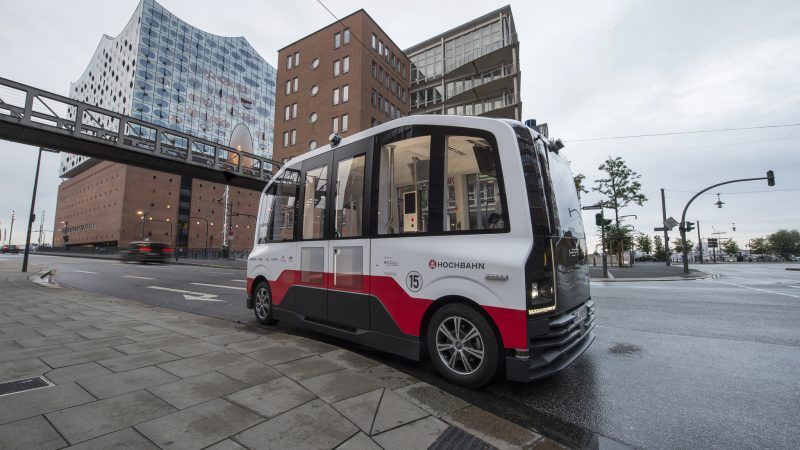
[0,77,279,189]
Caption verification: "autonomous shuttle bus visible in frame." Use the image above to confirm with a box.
[246,115,594,387]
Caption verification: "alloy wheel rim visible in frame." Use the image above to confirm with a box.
[255,287,270,318]
[435,316,484,375]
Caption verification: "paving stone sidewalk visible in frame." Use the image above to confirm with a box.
[0,261,561,450]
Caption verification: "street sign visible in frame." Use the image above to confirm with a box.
[708,238,718,248]
[665,217,679,230]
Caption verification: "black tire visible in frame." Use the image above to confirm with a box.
[426,303,500,388]
[253,280,275,325]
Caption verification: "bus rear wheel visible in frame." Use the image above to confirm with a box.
[426,304,499,388]
[253,280,275,325]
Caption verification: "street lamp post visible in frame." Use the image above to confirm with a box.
[148,218,177,262]
[582,201,610,278]
[189,216,210,259]
[137,210,149,240]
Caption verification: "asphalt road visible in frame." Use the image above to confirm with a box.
[9,254,800,449]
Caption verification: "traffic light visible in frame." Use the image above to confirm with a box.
[595,213,612,227]
[766,170,775,186]
[685,221,695,232]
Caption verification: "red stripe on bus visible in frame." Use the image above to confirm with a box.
[266,270,526,349]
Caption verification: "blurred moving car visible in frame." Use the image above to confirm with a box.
[122,241,172,263]
[1,245,20,254]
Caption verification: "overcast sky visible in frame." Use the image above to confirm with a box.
[1,0,798,252]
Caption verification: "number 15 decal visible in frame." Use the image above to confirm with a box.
[406,271,422,292]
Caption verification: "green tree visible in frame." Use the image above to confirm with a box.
[636,234,652,255]
[574,173,588,199]
[672,237,693,255]
[750,237,768,255]
[767,229,800,259]
[653,235,666,261]
[722,239,740,256]
[592,156,648,228]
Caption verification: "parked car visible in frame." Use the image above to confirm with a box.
[1,244,20,254]
[121,241,172,264]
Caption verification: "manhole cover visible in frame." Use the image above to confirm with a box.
[0,376,53,396]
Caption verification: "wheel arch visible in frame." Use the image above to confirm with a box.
[419,295,506,354]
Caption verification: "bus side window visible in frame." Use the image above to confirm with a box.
[377,135,431,235]
[444,136,505,232]
[257,169,299,243]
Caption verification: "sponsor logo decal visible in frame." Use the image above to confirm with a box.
[428,259,485,270]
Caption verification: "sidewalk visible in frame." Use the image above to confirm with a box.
[589,262,714,282]
[0,261,560,450]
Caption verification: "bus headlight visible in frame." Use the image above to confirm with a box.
[528,278,555,315]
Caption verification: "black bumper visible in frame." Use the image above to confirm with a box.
[506,300,596,382]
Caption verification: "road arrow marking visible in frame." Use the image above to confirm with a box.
[190,282,246,291]
[146,286,226,302]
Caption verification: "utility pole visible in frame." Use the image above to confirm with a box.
[661,188,670,266]
[9,211,16,246]
[696,220,703,264]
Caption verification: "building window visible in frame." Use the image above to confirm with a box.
[334,32,341,49]
[371,61,377,79]
[282,131,289,147]
[285,80,291,96]
[284,105,290,121]
[341,113,349,132]
[371,89,377,107]
[294,51,300,66]
[290,129,296,146]
[309,112,318,124]
[311,58,320,69]
[344,29,351,45]
[371,33,377,49]
[309,140,317,150]
[333,88,340,105]
[292,77,298,92]
[342,56,350,73]
[379,40,384,55]
[332,116,339,133]
[342,85,349,102]
[286,55,293,70]
[333,60,341,77]
[291,103,298,119]
[310,85,319,96]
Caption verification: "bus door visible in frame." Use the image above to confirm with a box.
[327,144,372,330]
[296,152,333,322]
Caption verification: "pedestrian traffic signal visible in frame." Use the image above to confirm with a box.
[766,170,775,186]
[685,221,695,232]
[595,213,612,227]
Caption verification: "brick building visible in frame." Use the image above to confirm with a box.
[273,10,411,163]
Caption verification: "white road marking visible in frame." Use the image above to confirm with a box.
[146,286,225,302]
[190,282,246,291]
[207,271,234,275]
[231,279,247,282]
[122,275,155,280]
[74,270,97,274]
[713,281,800,299]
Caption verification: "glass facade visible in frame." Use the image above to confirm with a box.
[61,0,277,177]
[406,7,519,120]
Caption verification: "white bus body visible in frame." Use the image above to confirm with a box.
[246,115,594,387]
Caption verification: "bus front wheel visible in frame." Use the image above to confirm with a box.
[253,280,275,325]
[426,304,499,388]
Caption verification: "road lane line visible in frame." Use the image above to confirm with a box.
[713,280,800,299]
[122,275,155,280]
[207,271,234,275]
[231,279,247,282]
[190,282,246,291]
[146,286,225,302]
[74,270,97,274]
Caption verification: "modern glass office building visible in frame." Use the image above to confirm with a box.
[405,6,520,120]
[54,0,276,250]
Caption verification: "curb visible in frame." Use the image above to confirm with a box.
[591,272,717,282]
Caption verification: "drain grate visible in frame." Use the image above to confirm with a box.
[0,376,53,396]
[428,425,498,450]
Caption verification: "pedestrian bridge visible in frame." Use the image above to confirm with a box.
[0,77,279,191]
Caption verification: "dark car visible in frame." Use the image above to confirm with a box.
[122,241,172,264]
[1,245,20,254]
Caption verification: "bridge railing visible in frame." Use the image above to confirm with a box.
[0,77,279,184]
